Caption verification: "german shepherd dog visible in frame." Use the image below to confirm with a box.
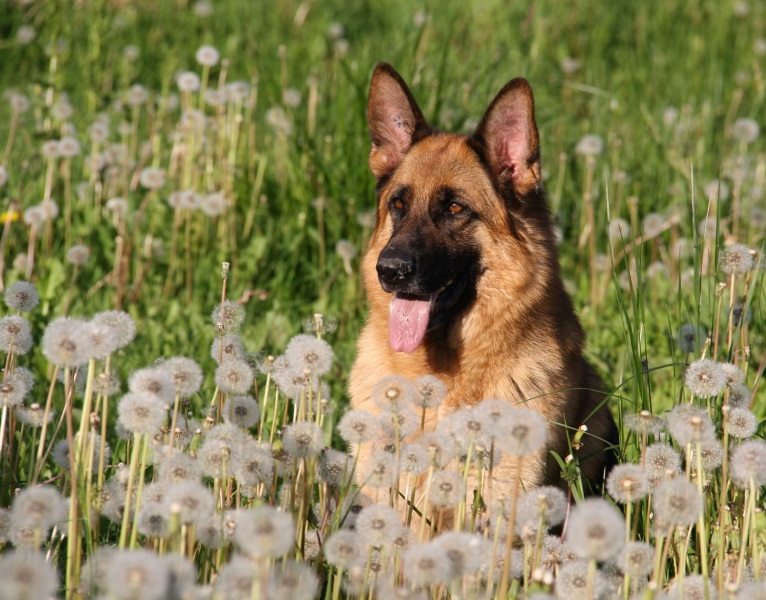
[349,63,618,509]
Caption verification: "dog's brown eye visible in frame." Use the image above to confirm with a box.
[393,198,405,210]
[448,202,464,214]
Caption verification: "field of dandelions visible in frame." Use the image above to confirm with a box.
[0,1,764,599]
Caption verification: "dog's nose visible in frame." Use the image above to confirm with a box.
[376,255,413,287]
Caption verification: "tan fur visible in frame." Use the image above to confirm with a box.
[349,65,616,524]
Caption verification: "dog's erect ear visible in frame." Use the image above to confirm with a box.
[367,63,429,180]
[472,78,541,197]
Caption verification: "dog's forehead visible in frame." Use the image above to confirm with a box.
[391,135,489,195]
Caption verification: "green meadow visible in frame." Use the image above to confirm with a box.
[0,0,763,598]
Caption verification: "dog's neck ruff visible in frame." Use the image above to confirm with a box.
[388,292,435,352]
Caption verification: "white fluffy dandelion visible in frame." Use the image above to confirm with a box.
[565,498,624,562]
[195,45,220,67]
[232,505,295,558]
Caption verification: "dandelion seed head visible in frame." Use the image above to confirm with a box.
[624,410,665,436]
[496,407,547,456]
[232,442,274,486]
[215,359,254,395]
[555,560,608,600]
[195,45,220,67]
[432,531,487,577]
[164,480,215,525]
[117,391,166,435]
[575,134,604,156]
[41,140,60,159]
[667,404,717,446]
[705,179,730,201]
[335,239,357,263]
[728,383,752,408]
[285,334,334,377]
[616,540,655,577]
[565,498,624,562]
[606,463,649,504]
[58,135,81,158]
[720,243,756,274]
[644,443,682,489]
[0,315,33,356]
[176,71,201,93]
[222,395,260,429]
[136,502,170,538]
[731,439,766,489]
[728,407,758,439]
[41,316,90,367]
[516,486,568,535]
[362,452,398,489]
[641,212,665,239]
[403,542,454,586]
[318,448,351,487]
[211,300,245,333]
[233,505,294,558]
[429,470,466,507]
[608,217,631,240]
[282,87,302,108]
[11,485,67,532]
[675,324,706,353]
[355,503,401,547]
[210,333,245,363]
[0,550,59,600]
[372,374,415,412]
[282,421,323,458]
[160,356,203,398]
[684,358,726,398]
[16,403,53,428]
[380,405,420,440]
[732,117,760,143]
[101,549,171,600]
[128,367,176,405]
[105,197,128,218]
[653,477,703,526]
[138,166,166,190]
[561,56,582,74]
[4,281,39,312]
[399,442,429,475]
[157,450,201,483]
[265,106,293,135]
[200,191,228,217]
[268,560,318,600]
[338,409,380,444]
[89,310,135,351]
[667,574,716,600]
[324,529,365,568]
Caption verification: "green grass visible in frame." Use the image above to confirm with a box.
[0,0,764,598]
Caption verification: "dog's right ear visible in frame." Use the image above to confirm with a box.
[367,63,429,180]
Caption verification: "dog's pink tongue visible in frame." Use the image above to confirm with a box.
[389,293,433,353]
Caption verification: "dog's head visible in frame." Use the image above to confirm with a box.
[365,63,546,353]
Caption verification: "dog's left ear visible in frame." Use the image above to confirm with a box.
[472,78,541,197]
